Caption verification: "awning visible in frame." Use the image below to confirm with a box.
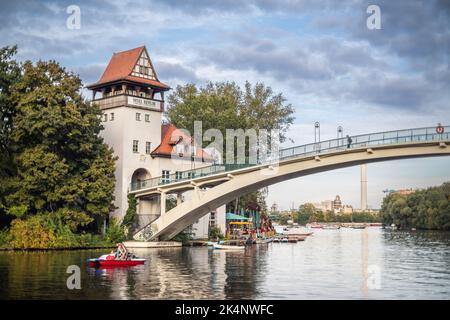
[226,212,249,220]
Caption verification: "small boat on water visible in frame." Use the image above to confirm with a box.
[307,223,323,229]
[350,225,366,229]
[254,238,273,244]
[272,238,280,243]
[87,254,146,268]
[88,243,146,268]
[213,243,245,250]
[322,225,341,230]
[280,238,289,243]
[213,240,246,250]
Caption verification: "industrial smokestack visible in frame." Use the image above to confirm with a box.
[360,164,368,210]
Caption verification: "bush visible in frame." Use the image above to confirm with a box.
[8,215,57,249]
[209,226,224,240]
[104,218,126,245]
[0,228,11,247]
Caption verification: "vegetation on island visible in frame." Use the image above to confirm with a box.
[272,203,381,225]
[0,46,118,249]
[380,182,450,230]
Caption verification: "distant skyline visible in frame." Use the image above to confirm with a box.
[1,0,449,209]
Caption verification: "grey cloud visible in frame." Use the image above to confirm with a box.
[156,61,201,83]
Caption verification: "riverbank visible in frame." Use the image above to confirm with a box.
[0,245,115,251]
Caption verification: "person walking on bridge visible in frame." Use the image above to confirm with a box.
[346,135,353,148]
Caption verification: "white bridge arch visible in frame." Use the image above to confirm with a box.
[130,126,450,241]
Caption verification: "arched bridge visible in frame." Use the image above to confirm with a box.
[130,126,450,241]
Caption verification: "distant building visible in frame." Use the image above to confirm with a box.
[333,195,342,210]
[270,202,278,213]
[312,200,333,212]
[342,205,353,214]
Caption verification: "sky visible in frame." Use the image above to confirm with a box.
[1,0,449,210]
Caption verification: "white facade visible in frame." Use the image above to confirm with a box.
[100,105,225,239]
[91,46,226,240]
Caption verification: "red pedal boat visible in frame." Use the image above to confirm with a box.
[88,254,146,268]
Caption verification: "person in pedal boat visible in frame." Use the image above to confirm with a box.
[115,243,130,260]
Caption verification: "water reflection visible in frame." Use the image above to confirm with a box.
[0,229,449,299]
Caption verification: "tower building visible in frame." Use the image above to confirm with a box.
[87,46,226,238]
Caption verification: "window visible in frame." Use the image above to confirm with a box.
[175,171,182,181]
[133,140,139,153]
[136,113,141,121]
[103,114,107,122]
[187,171,195,179]
[162,170,170,184]
[145,141,151,154]
[145,114,150,122]
[110,113,114,121]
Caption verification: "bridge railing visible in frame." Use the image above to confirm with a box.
[130,126,450,191]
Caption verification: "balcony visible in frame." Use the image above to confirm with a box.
[91,94,163,111]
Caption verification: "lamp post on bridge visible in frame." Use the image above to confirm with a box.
[314,122,320,143]
[337,125,343,147]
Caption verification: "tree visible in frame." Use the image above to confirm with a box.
[380,182,450,230]
[167,81,295,211]
[0,46,21,195]
[2,58,116,234]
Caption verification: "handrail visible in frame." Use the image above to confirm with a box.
[130,126,450,191]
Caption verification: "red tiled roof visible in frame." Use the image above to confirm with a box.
[151,124,212,161]
[86,46,169,90]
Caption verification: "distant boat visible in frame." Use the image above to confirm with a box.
[213,243,245,250]
[323,225,340,230]
[350,225,366,229]
[213,240,246,250]
[308,224,323,229]
[254,238,273,244]
[281,238,289,243]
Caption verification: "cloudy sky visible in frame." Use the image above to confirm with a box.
[1,0,449,210]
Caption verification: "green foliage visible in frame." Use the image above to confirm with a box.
[0,45,21,172]
[380,182,450,230]
[5,204,28,218]
[209,226,224,240]
[167,81,295,157]
[271,202,381,225]
[0,228,11,247]
[171,227,195,244]
[122,194,137,227]
[104,218,126,245]
[0,50,116,242]
[166,195,178,212]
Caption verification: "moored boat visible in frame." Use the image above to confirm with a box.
[322,225,341,230]
[213,243,245,250]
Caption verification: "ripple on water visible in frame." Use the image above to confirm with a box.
[0,229,449,299]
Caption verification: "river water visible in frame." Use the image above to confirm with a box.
[0,228,449,299]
